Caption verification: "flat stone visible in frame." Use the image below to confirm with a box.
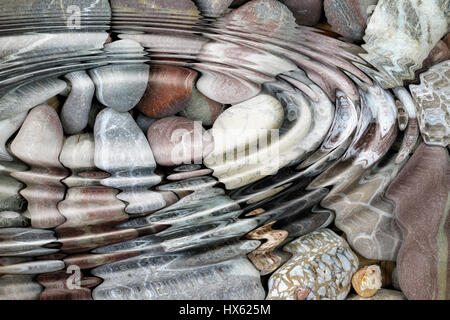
[206,94,284,159]
[222,0,298,36]
[167,169,213,181]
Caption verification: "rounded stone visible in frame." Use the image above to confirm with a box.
[147,116,214,166]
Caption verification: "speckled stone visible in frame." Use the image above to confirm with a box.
[267,229,359,300]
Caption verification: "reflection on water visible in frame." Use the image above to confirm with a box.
[0,0,443,300]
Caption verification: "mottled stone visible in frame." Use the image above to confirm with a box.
[195,64,261,105]
[60,71,95,135]
[386,143,450,300]
[409,60,450,147]
[324,0,378,41]
[267,229,359,300]
[10,105,68,229]
[147,116,214,167]
[223,0,298,36]
[355,254,396,288]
